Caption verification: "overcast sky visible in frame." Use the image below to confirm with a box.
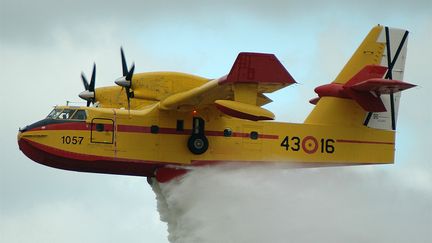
[1,0,431,242]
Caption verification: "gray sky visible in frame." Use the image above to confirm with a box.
[1,0,431,242]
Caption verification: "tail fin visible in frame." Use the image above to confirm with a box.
[305,25,413,130]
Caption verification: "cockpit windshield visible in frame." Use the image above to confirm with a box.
[46,108,87,120]
[46,109,63,119]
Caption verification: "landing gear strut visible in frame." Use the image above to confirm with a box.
[188,117,208,155]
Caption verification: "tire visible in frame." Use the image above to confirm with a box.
[188,134,209,155]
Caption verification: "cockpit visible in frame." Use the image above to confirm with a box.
[46,108,87,120]
[19,107,88,132]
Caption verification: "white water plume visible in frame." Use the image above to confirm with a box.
[152,164,432,243]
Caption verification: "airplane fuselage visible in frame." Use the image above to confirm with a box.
[18,104,395,178]
[17,25,414,182]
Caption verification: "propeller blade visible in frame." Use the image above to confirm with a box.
[119,47,134,111]
[125,63,135,102]
[126,63,135,81]
[79,63,97,106]
[121,47,128,77]
[125,87,130,98]
[81,72,89,90]
[89,63,96,92]
[127,94,131,113]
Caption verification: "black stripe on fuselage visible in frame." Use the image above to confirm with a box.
[20,119,83,132]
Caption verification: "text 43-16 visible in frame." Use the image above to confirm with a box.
[280,136,335,154]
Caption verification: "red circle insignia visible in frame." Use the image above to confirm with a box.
[302,136,318,154]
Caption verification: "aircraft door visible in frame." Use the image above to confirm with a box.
[91,118,114,144]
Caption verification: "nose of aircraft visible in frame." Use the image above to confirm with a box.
[17,122,43,151]
[17,127,30,151]
[17,129,29,158]
[17,123,49,168]
[18,122,31,139]
[18,129,23,136]
[17,130,23,143]
[17,126,28,143]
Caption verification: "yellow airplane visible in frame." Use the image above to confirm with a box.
[18,25,415,183]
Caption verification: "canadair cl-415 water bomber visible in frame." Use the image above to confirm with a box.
[18,25,415,183]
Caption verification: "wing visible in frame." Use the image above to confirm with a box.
[159,52,296,119]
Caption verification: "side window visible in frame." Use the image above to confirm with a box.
[95,124,104,132]
[150,125,159,134]
[224,128,232,137]
[250,131,259,140]
[176,120,184,131]
[71,110,87,120]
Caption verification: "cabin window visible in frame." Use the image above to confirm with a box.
[223,128,232,137]
[71,110,87,120]
[176,120,184,131]
[151,125,159,134]
[250,131,259,140]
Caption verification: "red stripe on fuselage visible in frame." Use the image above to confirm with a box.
[114,124,279,139]
[29,121,279,140]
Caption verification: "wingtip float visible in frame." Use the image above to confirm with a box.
[18,25,416,183]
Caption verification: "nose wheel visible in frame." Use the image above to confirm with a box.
[188,117,208,154]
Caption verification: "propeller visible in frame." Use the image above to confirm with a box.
[115,47,135,110]
[79,63,96,107]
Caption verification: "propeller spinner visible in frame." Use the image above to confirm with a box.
[79,63,96,107]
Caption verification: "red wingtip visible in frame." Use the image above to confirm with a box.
[221,52,296,85]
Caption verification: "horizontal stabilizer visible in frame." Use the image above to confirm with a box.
[350,78,416,94]
[345,65,388,86]
[313,65,416,112]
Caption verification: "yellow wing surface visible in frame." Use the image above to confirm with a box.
[159,53,296,120]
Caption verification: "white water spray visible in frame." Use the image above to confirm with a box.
[152,164,432,243]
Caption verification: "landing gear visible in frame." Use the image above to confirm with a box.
[188,135,209,154]
[188,117,208,155]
